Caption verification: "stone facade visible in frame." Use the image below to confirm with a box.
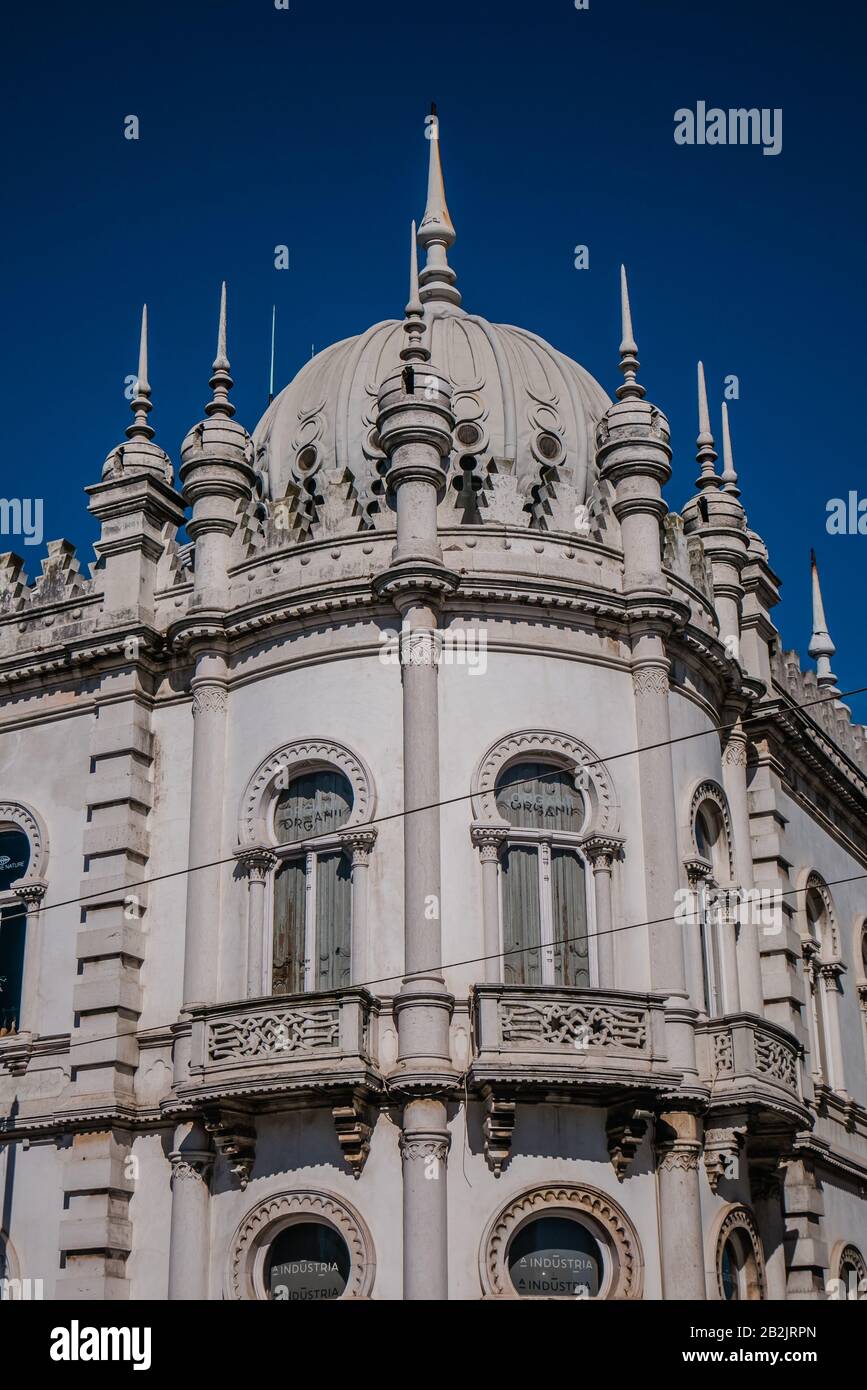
[1,124,866,1302]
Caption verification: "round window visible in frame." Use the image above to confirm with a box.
[266,1221,351,1301]
[456,422,482,448]
[507,1216,603,1298]
[537,432,561,461]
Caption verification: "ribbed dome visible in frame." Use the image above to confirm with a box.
[253,305,611,517]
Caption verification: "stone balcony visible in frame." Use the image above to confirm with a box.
[173,988,383,1111]
[469,984,680,1096]
[697,1013,808,1124]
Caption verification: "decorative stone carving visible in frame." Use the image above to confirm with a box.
[581,834,625,872]
[657,1144,702,1173]
[722,738,748,767]
[236,846,277,882]
[631,666,669,697]
[754,1030,799,1092]
[713,1204,766,1300]
[331,1095,374,1179]
[704,1126,747,1193]
[480,1183,644,1299]
[227,1189,376,1301]
[169,1150,214,1186]
[472,728,620,835]
[470,823,508,862]
[191,685,227,717]
[204,1111,256,1188]
[0,800,50,885]
[209,1005,340,1062]
[688,780,736,880]
[499,997,648,1051]
[606,1105,648,1182]
[712,1028,734,1074]
[399,1134,451,1165]
[339,827,378,866]
[239,738,375,848]
[481,1088,516,1178]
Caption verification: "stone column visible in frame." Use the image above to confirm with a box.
[655,1111,707,1299]
[471,824,508,983]
[818,961,847,1095]
[582,836,623,990]
[183,658,229,1007]
[340,829,377,986]
[400,1104,451,1301]
[721,723,764,1014]
[375,266,457,1300]
[167,1121,214,1301]
[13,881,47,1034]
[239,847,276,998]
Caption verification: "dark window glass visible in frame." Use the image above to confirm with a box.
[0,830,30,892]
[0,905,27,1034]
[495,763,582,832]
[267,1222,350,1301]
[508,1216,602,1298]
[721,1239,739,1300]
[275,771,352,846]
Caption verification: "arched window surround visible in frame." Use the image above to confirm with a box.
[709,1204,766,1301]
[683,780,739,1018]
[0,801,49,1038]
[470,731,623,990]
[236,742,377,999]
[797,870,846,1095]
[479,1182,644,1300]
[226,1188,376,1301]
[855,917,867,1077]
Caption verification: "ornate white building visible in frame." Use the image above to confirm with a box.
[1,119,866,1302]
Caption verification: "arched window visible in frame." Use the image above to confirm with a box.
[687,786,736,1017]
[858,921,867,1074]
[0,826,31,1035]
[694,802,727,1016]
[805,885,831,1083]
[801,874,845,1093]
[271,770,353,994]
[713,1207,766,1301]
[495,761,591,988]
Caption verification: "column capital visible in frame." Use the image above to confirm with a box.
[470,822,509,861]
[339,827,378,866]
[399,1131,451,1165]
[12,879,48,908]
[683,856,713,887]
[169,1149,214,1187]
[581,834,624,870]
[236,846,277,881]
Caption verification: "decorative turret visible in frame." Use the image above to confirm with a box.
[102,306,173,483]
[808,550,839,694]
[376,224,455,573]
[179,284,256,610]
[417,105,461,309]
[595,266,672,595]
[86,306,185,622]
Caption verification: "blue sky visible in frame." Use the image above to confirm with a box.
[3,0,864,716]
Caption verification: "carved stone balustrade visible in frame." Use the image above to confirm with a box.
[469,985,679,1097]
[173,988,383,1110]
[697,1014,810,1129]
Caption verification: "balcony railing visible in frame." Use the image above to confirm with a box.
[177,988,381,1105]
[470,984,678,1092]
[698,1014,806,1111]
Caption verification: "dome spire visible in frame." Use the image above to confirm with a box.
[616,265,645,401]
[418,104,461,308]
[127,305,154,441]
[401,220,430,364]
[695,361,719,492]
[808,550,838,691]
[206,281,235,419]
[720,401,740,497]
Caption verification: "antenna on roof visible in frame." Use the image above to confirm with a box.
[268,305,276,405]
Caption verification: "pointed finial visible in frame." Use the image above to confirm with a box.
[808,550,838,691]
[418,105,461,307]
[126,305,154,441]
[401,220,430,364]
[268,304,276,405]
[720,401,741,496]
[616,266,645,401]
[206,281,235,418]
[695,361,719,492]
